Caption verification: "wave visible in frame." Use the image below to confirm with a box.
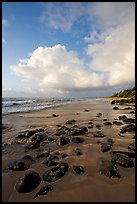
[2,97,74,114]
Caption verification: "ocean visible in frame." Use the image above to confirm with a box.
[2,97,76,114]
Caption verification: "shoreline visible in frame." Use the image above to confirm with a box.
[2,98,135,202]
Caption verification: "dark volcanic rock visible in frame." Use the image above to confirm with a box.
[25,140,40,149]
[71,137,84,143]
[74,148,82,156]
[73,166,84,174]
[97,158,121,178]
[97,112,102,116]
[96,124,101,128]
[9,155,34,171]
[113,121,123,126]
[52,114,58,117]
[33,184,53,199]
[101,143,112,152]
[84,109,89,112]
[42,163,68,182]
[62,153,69,158]
[110,150,135,158]
[118,115,127,120]
[124,107,132,110]
[43,154,59,167]
[68,127,88,136]
[129,111,135,114]
[34,149,50,159]
[56,137,70,146]
[94,131,105,138]
[25,131,48,149]
[128,142,135,152]
[55,129,66,136]
[103,122,112,126]
[113,106,119,110]
[9,161,29,171]
[16,171,41,193]
[111,153,134,168]
[123,118,135,123]
[30,132,48,143]
[17,128,44,138]
[100,138,113,152]
[120,124,135,133]
[20,155,34,166]
[66,119,76,125]
[43,160,59,167]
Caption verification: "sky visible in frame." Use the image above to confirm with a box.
[2,2,135,98]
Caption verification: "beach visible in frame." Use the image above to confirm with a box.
[2,98,135,202]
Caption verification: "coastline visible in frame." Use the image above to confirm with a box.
[2,98,135,202]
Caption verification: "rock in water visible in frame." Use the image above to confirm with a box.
[111,153,134,168]
[97,158,121,178]
[42,163,68,182]
[33,185,53,199]
[16,171,41,193]
[9,155,34,171]
[101,143,112,152]
[9,161,29,171]
[73,166,84,174]
[94,131,105,138]
[56,137,70,146]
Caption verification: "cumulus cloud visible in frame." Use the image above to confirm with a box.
[86,2,135,86]
[9,2,135,96]
[10,44,104,92]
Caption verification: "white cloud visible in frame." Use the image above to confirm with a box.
[6,3,135,96]
[86,2,135,86]
[10,44,104,92]
[40,2,87,32]
[2,19,9,44]
[2,19,9,27]
[2,38,6,43]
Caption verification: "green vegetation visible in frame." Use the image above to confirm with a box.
[111,87,135,98]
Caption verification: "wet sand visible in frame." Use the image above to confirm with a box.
[2,98,135,202]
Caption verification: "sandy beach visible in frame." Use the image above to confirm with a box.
[2,98,135,202]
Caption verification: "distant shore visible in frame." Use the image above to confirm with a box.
[2,98,135,202]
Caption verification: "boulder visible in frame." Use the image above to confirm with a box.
[110,150,135,158]
[120,124,135,133]
[68,127,88,136]
[103,122,112,126]
[9,155,34,171]
[123,118,135,123]
[113,121,123,126]
[118,115,127,120]
[56,137,70,146]
[16,171,41,193]
[101,143,112,152]
[42,163,68,182]
[111,153,134,168]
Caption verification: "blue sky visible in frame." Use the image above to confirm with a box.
[2,2,135,98]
